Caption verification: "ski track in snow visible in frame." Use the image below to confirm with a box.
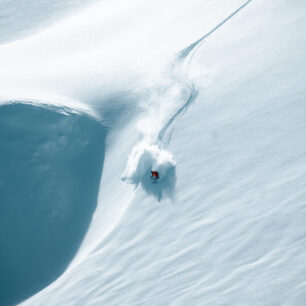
[159,0,254,146]
[122,0,255,199]
[1,0,306,305]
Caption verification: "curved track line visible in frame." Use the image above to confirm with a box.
[179,0,254,63]
[158,0,254,145]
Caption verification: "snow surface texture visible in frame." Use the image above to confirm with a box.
[0,0,98,44]
[0,0,306,305]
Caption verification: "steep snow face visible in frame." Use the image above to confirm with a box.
[0,103,105,306]
[0,0,248,109]
[1,0,306,305]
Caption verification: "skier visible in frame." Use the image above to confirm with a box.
[151,170,159,183]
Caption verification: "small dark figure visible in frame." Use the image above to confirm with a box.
[151,170,159,183]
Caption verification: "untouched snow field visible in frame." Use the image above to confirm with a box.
[0,0,306,305]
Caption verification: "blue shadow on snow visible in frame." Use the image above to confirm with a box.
[0,103,105,306]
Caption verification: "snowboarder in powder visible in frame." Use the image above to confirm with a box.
[151,170,159,183]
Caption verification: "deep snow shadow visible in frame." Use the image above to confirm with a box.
[0,103,105,306]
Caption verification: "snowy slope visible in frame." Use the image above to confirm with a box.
[0,0,306,305]
[0,0,98,44]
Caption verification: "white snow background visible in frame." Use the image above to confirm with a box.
[0,0,306,305]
